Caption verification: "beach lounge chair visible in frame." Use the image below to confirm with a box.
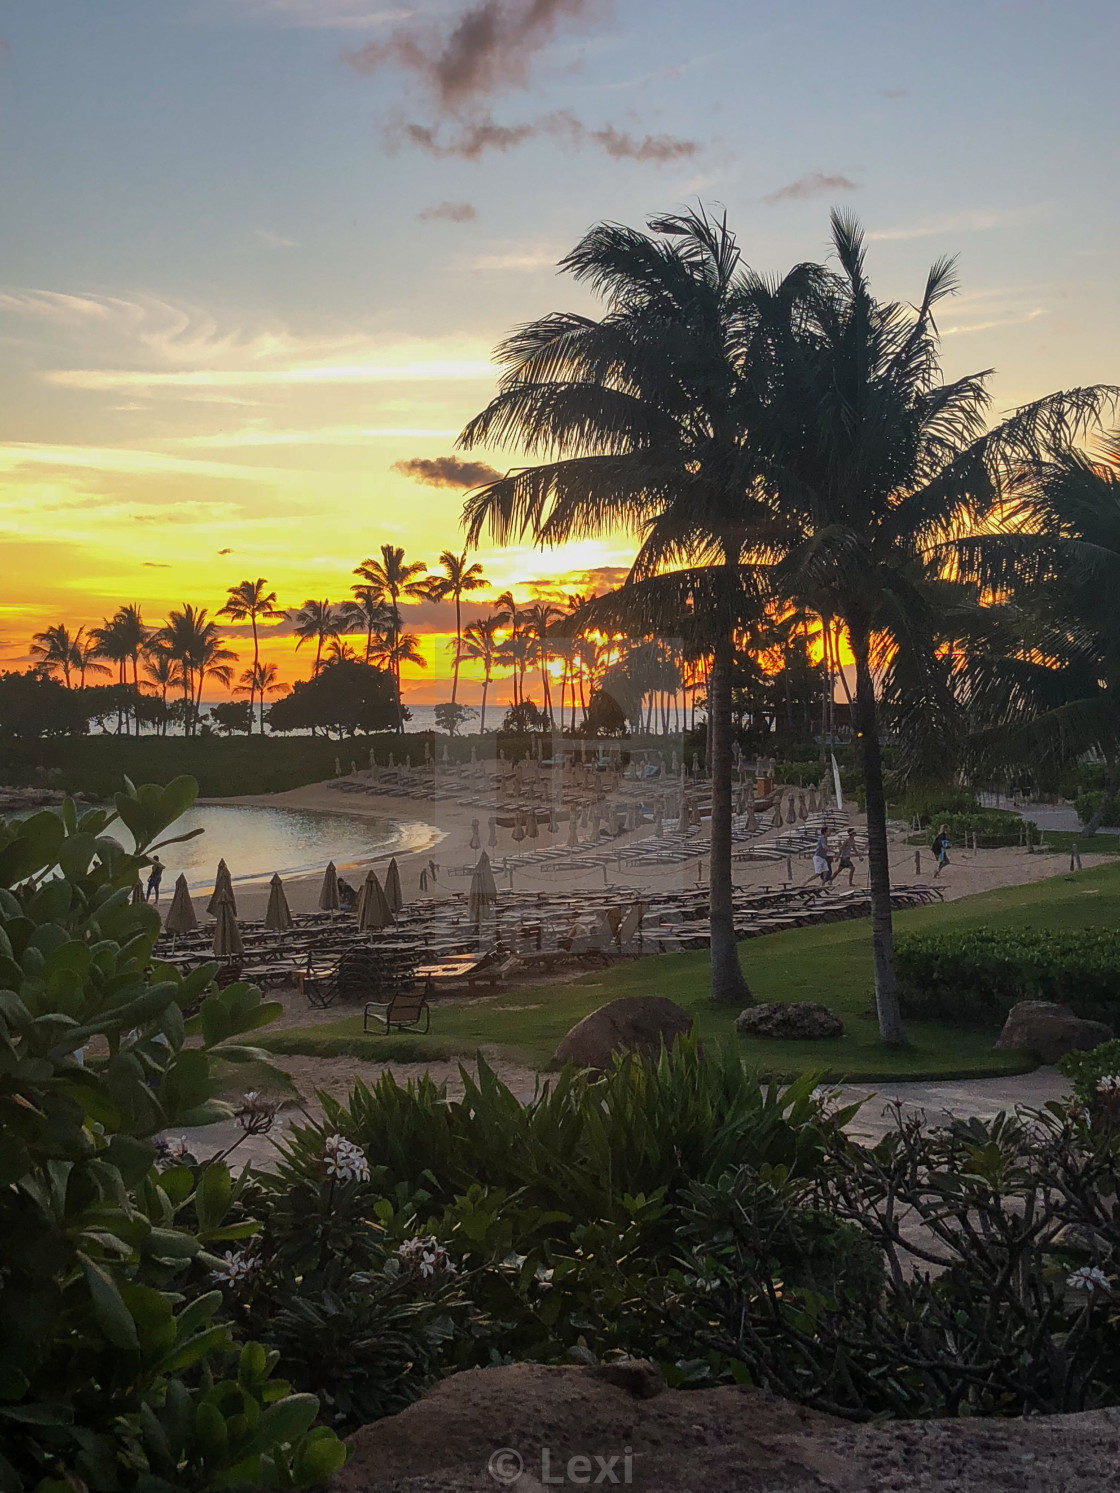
[363,989,431,1035]
[612,899,648,956]
[301,947,414,1010]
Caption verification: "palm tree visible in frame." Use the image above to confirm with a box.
[142,639,179,735]
[369,631,426,726]
[756,211,1115,1043]
[292,599,339,678]
[343,585,393,665]
[91,605,149,734]
[160,606,237,735]
[219,579,284,726]
[457,617,501,734]
[429,549,488,703]
[234,660,285,733]
[459,209,789,1008]
[960,433,1120,835]
[523,601,563,724]
[30,624,82,688]
[354,546,429,727]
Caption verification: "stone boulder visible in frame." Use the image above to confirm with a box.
[329,1360,1120,1493]
[736,1001,844,1040]
[554,995,693,1069]
[994,1000,1112,1064]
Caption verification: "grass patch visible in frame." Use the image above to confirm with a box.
[259,862,1120,1083]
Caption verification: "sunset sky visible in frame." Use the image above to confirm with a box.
[2,0,1118,705]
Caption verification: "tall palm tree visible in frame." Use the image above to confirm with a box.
[758,211,1115,1043]
[292,599,339,678]
[219,579,284,724]
[960,433,1120,835]
[369,630,426,726]
[354,546,429,728]
[457,617,501,734]
[523,601,563,724]
[234,660,285,733]
[429,549,488,703]
[30,624,84,688]
[142,639,179,735]
[459,209,789,1007]
[160,605,237,735]
[91,605,149,734]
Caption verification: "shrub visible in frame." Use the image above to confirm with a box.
[1075,789,1120,829]
[895,926,1120,1027]
[919,808,1041,848]
[0,781,345,1491]
[890,787,980,825]
[1059,1038,1120,1106]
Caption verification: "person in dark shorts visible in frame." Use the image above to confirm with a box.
[145,856,164,903]
[834,828,861,886]
[932,824,950,878]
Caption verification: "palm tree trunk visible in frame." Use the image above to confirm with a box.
[452,593,462,704]
[250,614,260,735]
[480,672,489,734]
[709,634,751,1006]
[850,623,907,1046]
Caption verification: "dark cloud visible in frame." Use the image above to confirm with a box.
[343,0,605,109]
[143,561,171,568]
[393,455,503,489]
[396,108,697,162]
[764,171,859,205]
[217,547,233,554]
[418,200,479,222]
[880,88,907,98]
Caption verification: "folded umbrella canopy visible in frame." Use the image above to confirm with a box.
[357,867,393,932]
[264,872,292,932]
[488,816,498,848]
[512,810,525,843]
[470,818,481,850]
[384,857,403,915]
[164,874,198,937]
[319,861,340,912]
[468,851,499,925]
[212,890,243,960]
[567,810,580,848]
[526,807,539,839]
[207,859,235,916]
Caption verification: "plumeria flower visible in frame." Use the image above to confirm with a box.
[398,1235,455,1280]
[322,1133,370,1183]
[154,1135,191,1167]
[1067,1265,1110,1293]
[1096,1075,1120,1096]
[212,1249,259,1286]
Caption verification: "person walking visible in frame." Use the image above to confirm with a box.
[810,831,832,889]
[145,856,164,904]
[932,824,951,878]
[834,828,861,887]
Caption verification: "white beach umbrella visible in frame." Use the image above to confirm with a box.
[384,857,403,914]
[357,867,393,931]
[165,875,197,937]
[318,861,340,912]
[488,816,498,848]
[264,873,292,932]
[212,891,243,959]
[468,852,499,924]
[207,859,235,916]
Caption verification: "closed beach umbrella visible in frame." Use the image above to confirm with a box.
[470,818,481,850]
[165,874,198,937]
[746,800,758,832]
[526,807,539,839]
[384,857,403,914]
[512,809,525,843]
[212,891,243,959]
[468,852,499,924]
[798,791,808,821]
[488,816,498,848]
[264,873,292,932]
[567,810,580,848]
[773,798,783,827]
[548,805,557,835]
[207,859,235,916]
[653,803,663,837]
[357,868,393,931]
[318,861,340,912]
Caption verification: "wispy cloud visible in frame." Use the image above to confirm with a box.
[226,0,413,28]
[161,424,461,448]
[468,242,559,269]
[867,208,1032,242]
[943,308,1047,336]
[393,454,501,488]
[764,171,859,205]
[397,107,697,161]
[418,200,478,222]
[0,442,290,482]
[255,228,299,248]
[46,359,494,391]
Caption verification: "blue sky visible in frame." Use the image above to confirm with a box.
[0,0,1117,694]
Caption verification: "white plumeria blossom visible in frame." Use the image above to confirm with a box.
[322,1133,370,1183]
[212,1249,258,1286]
[1095,1075,1120,1096]
[1067,1265,1111,1293]
[398,1234,456,1279]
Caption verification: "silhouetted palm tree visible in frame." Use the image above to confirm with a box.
[292,599,339,678]
[523,601,563,724]
[219,579,284,724]
[353,546,428,728]
[160,605,237,735]
[457,617,500,734]
[343,585,393,665]
[30,624,84,689]
[369,631,426,728]
[234,660,285,733]
[429,549,488,703]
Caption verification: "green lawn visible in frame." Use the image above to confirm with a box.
[259,859,1120,1083]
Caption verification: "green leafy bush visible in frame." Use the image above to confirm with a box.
[890,787,980,825]
[918,808,1041,848]
[1075,789,1120,829]
[1059,1038,1120,1104]
[0,780,345,1491]
[895,926,1120,1027]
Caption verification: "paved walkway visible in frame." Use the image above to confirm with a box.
[173,1068,1071,1172]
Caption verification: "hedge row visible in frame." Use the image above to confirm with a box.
[894,926,1120,1028]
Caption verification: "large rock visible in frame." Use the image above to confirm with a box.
[554,995,693,1069]
[994,1000,1113,1064]
[329,1360,1120,1493]
[736,1001,844,1040]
